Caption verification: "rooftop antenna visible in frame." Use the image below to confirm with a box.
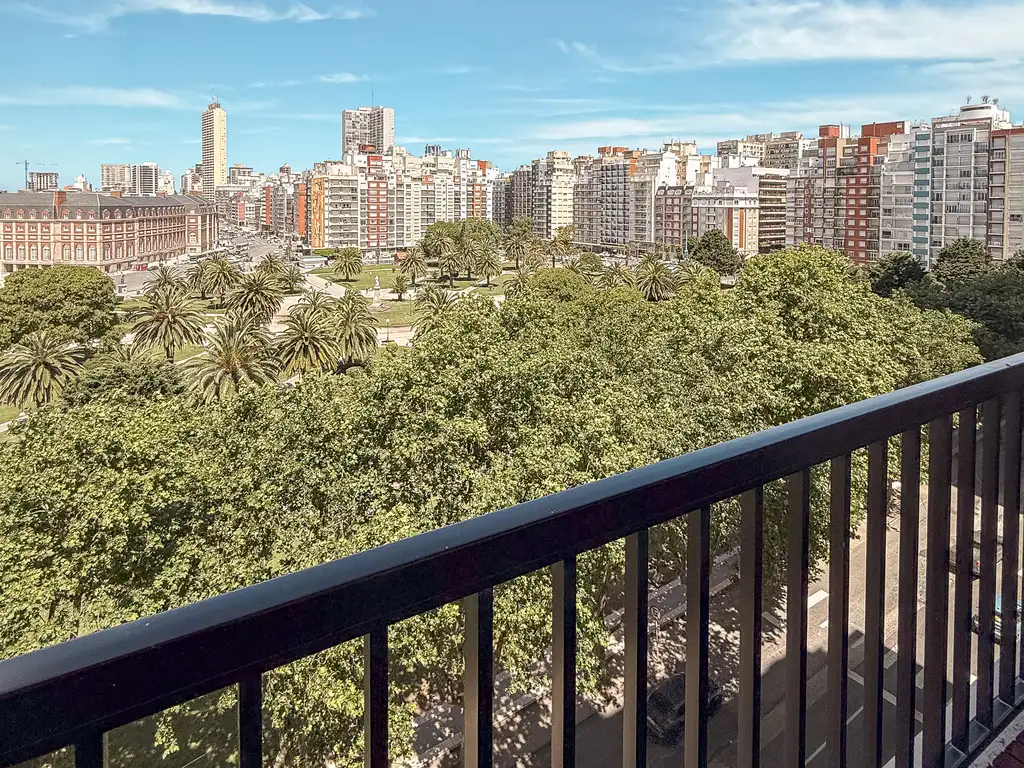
[371,89,375,106]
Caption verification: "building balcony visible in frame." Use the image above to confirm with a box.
[3,358,1024,768]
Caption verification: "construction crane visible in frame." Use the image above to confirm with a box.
[14,161,58,190]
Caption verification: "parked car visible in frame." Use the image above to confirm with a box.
[972,595,1022,644]
[646,673,724,745]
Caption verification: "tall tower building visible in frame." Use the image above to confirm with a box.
[201,100,227,199]
[131,163,161,196]
[341,106,395,156]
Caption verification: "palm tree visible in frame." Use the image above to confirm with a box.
[226,271,284,324]
[185,314,279,402]
[677,260,717,284]
[635,255,677,301]
[422,223,456,266]
[276,311,340,377]
[333,247,363,282]
[501,217,533,270]
[256,252,286,276]
[400,245,427,286]
[328,292,378,369]
[549,225,575,268]
[204,256,241,307]
[280,264,305,294]
[414,283,459,333]
[186,260,211,299]
[392,273,410,300]
[144,265,185,295]
[504,268,532,299]
[598,264,636,289]
[453,225,482,280]
[131,287,206,361]
[0,331,85,409]
[105,340,152,366]
[438,249,461,287]
[474,246,502,287]
[295,289,335,318]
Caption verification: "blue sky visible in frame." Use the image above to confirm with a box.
[2,0,1023,191]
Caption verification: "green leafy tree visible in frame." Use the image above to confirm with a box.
[635,254,677,301]
[328,292,379,369]
[502,216,534,270]
[932,238,991,283]
[62,351,184,406]
[399,245,427,286]
[131,287,206,361]
[391,273,410,300]
[0,331,85,409]
[276,311,340,377]
[941,265,1024,361]
[692,229,743,276]
[332,248,363,283]
[0,265,117,348]
[203,256,242,307]
[527,267,591,301]
[226,271,285,324]
[868,251,926,297]
[184,314,279,402]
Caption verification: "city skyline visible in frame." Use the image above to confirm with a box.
[2,0,1024,191]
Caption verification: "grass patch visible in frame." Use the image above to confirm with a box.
[371,300,418,328]
[312,264,398,292]
[469,273,512,297]
[0,405,23,424]
[174,344,205,362]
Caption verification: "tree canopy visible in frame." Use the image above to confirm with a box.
[691,229,743,276]
[0,265,117,348]
[0,244,981,766]
[868,251,926,298]
[932,237,991,284]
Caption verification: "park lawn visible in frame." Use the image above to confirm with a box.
[371,300,418,328]
[315,265,398,292]
[174,344,205,362]
[470,273,512,297]
[0,405,22,424]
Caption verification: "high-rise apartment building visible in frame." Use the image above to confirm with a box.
[714,161,790,253]
[100,164,133,192]
[201,100,227,199]
[532,151,575,240]
[131,163,161,196]
[26,172,59,192]
[341,106,395,156]
[989,126,1024,260]
[508,166,534,224]
[879,124,930,262]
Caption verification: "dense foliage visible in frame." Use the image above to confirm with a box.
[0,245,981,766]
[0,265,117,348]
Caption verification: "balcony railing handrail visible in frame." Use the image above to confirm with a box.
[3,352,1024,764]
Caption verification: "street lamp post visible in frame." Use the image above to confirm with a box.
[385,318,392,343]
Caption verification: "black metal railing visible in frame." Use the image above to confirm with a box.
[4,354,1024,768]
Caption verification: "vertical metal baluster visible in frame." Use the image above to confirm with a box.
[739,487,764,768]
[239,671,263,768]
[786,469,810,768]
[1001,391,1022,704]
[75,734,105,768]
[622,530,648,768]
[828,457,851,768]
[896,429,921,768]
[978,399,1000,728]
[686,506,711,768]
[551,558,577,768]
[364,624,388,768]
[464,589,494,768]
[923,415,953,768]
[864,440,888,768]
[952,407,976,752]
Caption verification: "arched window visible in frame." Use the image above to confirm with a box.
[126,244,133,258]
[4,245,12,260]
[104,244,111,260]
[41,245,49,260]
[75,245,84,261]
[29,245,37,261]
[114,210,121,219]
[17,245,25,260]
[62,244,71,260]
[16,210,23,219]
[88,245,96,261]
[116,244,123,258]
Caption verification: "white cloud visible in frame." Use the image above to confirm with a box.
[89,137,132,145]
[711,0,1024,63]
[250,79,304,88]
[13,0,366,33]
[317,72,368,83]
[0,86,185,109]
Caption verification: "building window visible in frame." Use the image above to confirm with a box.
[42,245,49,260]
[3,245,10,260]
[116,244,123,259]
[88,245,97,261]
[75,245,84,261]
[16,245,25,260]
[29,245,37,261]
[104,245,111,260]
[1011,214,1023,223]
[62,244,70,260]
[127,244,133,258]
